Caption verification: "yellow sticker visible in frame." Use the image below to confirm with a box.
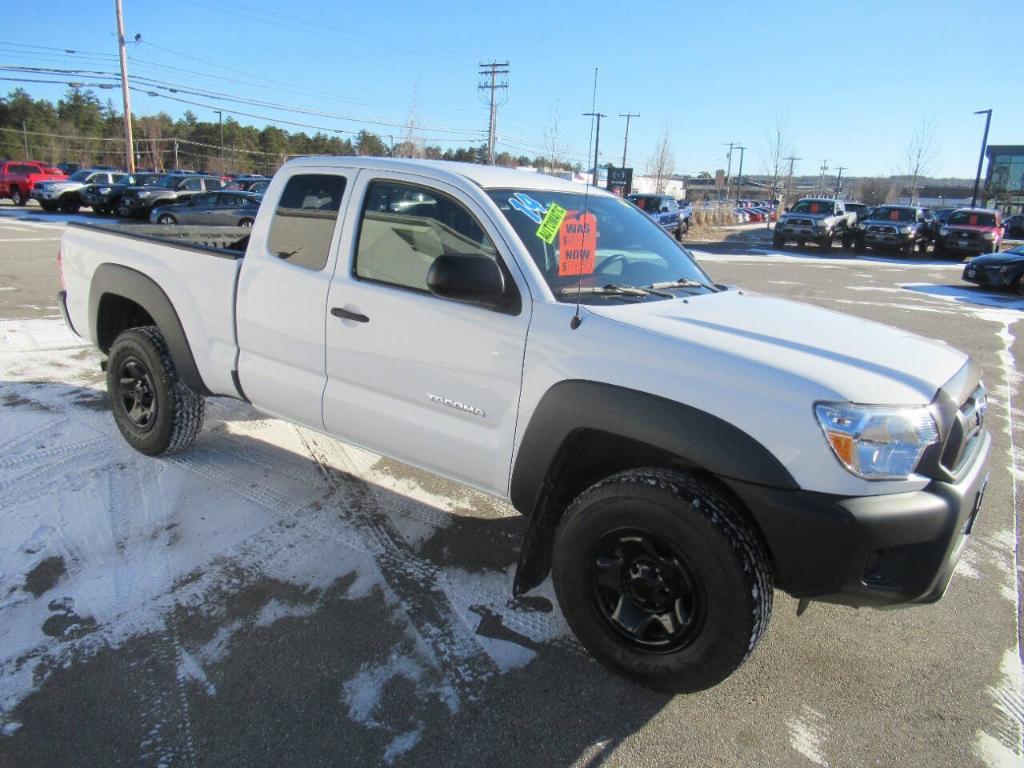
[536,203,567,244]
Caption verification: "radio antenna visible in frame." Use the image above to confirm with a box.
[571,66,598,330]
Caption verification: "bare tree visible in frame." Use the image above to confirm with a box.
[541,101,573,171]
[761,111,793,203]
[900,119,939,203]
[853,177,895,206]
[646,126,675,193]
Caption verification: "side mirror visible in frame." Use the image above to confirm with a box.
[427,254,508,309]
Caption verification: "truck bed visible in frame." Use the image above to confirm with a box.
[61,222,248,398]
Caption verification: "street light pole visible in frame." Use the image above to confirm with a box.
[619,112,639,169]
[834,166,847,200]
[971,109,992,208]
[583,112,606,186]
[723,141,737,202]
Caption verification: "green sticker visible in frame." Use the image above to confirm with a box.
[536,203,567,244]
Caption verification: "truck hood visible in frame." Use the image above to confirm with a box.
[586,289,967,405]
[41,180,86,191]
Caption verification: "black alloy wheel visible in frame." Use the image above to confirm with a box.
[117,356,158,431]
[592,528,704,652]
[157,213,176,225]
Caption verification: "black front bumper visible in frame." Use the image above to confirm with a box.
[724,430,991,608]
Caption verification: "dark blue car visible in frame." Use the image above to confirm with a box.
[628,194,689,240]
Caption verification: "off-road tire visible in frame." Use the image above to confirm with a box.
[841,232,854,250]
[818,233,833,252]
[772,233,784,248]
[115,199,132,218]
[552,467,773,693]
[59,197,80,213]
[854,238,866,253]
[106,326,205,456]
[11,186,24,206]
[39,201,58,213]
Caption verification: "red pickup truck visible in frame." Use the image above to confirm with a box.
[0,161,66,206]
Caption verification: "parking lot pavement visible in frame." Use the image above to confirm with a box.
[0,219,1022,767]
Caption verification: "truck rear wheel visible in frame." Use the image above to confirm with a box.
[551,468,773,693]
[11,186,24,206]
[106,326,205,456]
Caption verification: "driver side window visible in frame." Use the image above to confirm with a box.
[354,180,499,292]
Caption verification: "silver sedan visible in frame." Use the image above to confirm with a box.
[150,191,260,226]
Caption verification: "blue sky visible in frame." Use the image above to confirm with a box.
[3,0,1021,178]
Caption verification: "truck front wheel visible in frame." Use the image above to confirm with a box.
[11,186,24,206]
[818,233,833,252]
[106,326,205,456]
[552,468,773,693]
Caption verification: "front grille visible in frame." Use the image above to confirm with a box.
[788,218,813,227]
[940,383,987,474]
[869,225,897,234]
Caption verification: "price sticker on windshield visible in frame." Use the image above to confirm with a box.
[558,212,597,276]
[536,202,568,244]
[969,214,978,226]
[889,210,900,220]
[810,203,819,213]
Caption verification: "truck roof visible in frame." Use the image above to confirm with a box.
[284,156,594,194]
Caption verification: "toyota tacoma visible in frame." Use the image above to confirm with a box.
[773,198,855,251]
[57,158,992,693]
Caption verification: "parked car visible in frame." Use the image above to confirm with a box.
[223,175,271,192]
[962,245,1024,293]
[854,205,933,255]
[56,162,81,176]
[116,174,224,218]
[58,156,991,693]
[934,208,1004,258]
[32,169,127,212]
[79,173,165,216]
[150,190,260,226]
[1003,214,1024,239]
[843,202,869,226]
[627,193,687,240]
[0,161,67,206]
[773,198,855,250]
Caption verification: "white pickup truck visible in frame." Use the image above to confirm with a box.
[58,157,991,692]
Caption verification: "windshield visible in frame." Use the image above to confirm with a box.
[790,200,834,214]
[948,211,997,227]
[69,170,93,181]
[872,207,915,222]
[486,188,713,302]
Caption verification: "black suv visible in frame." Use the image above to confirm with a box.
[79,173,164,215]
[855,205,934,255]
[117,174,224,218]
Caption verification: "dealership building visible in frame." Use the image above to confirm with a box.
[985,144,1024,213]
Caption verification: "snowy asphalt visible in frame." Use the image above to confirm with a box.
[0,203,1022,767]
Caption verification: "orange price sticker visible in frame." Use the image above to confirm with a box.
[558,212,597,276]
[969,214,978,226]
[810,203,819,213]
[889,210,900,220]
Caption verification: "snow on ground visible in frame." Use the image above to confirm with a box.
[0,317,571,753]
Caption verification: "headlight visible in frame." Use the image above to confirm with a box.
[900,225,914,235]
[137,190,153,198]
[939,226,949,236]
[814,403,939,480]
[97,187,111,194]
[982,231,995,240]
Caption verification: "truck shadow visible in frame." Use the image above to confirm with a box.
[0,381,671,768]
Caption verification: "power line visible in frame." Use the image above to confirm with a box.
[478,61,509,165]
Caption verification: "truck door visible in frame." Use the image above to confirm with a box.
[235,166,357,429]
[321,172,531,495]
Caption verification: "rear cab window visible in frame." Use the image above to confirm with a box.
[267,173,347,271]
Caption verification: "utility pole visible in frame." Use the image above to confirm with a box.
[214,110,224,171]
[478,61,509,165]
[114,0,135,172]
[834,166,847,199]
[173,138,179,170]
[21,121,29,159]
[583,112,606,186]
[723,141,738,201]
[734,146,746,201]
[783,155,801,209]
[818,160,829,196]
[971,109,992,208]
[619,112,639,168]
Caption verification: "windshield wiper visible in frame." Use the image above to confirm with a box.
[644,278,716,292]
[557,283,669,298]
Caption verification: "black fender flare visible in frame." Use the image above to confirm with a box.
[509,380,797,594]
[88,263,212,395]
